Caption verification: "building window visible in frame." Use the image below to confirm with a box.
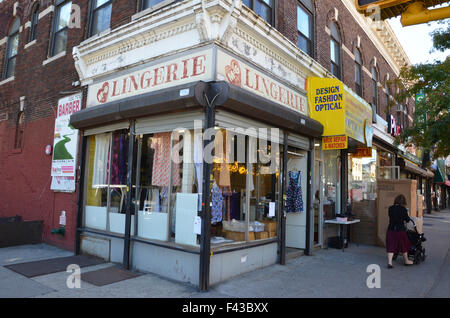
[2,18,20,79]
[50,0,72,57]
[329,22,341,79]
[29,3,40,42]
[354,49,362,96]
[14,112,25,149]
[242,0,274,25]
[89,0,112,37]
[385,83,389,108]
[297,4,313,57]
[371,66,378,114]
[140,0,172,11]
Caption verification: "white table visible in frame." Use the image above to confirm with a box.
[324,219,360,252]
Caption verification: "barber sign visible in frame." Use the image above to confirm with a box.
[51,93,82,177]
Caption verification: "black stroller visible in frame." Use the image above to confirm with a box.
[393,219,427,264]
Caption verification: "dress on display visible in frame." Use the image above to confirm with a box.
[286,171,304,213]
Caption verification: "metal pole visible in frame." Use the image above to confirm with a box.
[279,132,288,265]
[199,91,217,291]
[305,139,314,256]
[123,121,135,269]
[74,135,87,255]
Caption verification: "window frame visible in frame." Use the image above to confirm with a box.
[2,18,20,80]
[354,48,362,97]
[87,0,113,38]
[297,2,314,58]
[138,0,175,12]
[50,0,72,57]
[242,0,275,26]
[329,21,341,80]
[371,66,378,115]
[29,3,40,43]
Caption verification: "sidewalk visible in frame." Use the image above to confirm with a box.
[1,209,449,298]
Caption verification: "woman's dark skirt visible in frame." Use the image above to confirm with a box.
[386,230,410,253]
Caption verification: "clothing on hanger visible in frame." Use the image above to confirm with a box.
[151,132,181,187]
[286,170,304,213]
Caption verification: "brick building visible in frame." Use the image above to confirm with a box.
[0,0,429,289]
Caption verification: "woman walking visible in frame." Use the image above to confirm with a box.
[386,194,414,268]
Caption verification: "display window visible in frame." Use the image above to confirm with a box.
[378,149,396,179]
[348,148,377,204]
[323,149,341,218]
[82,116,282,249]
[84,129,131,233]
[211,128,280,245]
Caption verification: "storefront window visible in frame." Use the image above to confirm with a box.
[378,148,396,179]
[323,149,340,218]
[84,130,130,232]
[212,128,280,244]
[134,130,190,243]
[348,148,377,203]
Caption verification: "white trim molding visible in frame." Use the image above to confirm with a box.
[43,51,66,66]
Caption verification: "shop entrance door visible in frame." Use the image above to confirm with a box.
[285,147,308,250]
[314,159,323,247]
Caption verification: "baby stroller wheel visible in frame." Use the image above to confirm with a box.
[414,250,422,264]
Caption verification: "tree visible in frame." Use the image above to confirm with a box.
[390,23,450,163]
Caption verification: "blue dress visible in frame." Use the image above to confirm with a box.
[286,171,303,213]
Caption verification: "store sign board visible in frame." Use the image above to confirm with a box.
[307,77,372,146]
[352,147,373,158]
[216,50,308,115]
[322,135,348,150]
[86,49,214,107]
[51,93,82,192]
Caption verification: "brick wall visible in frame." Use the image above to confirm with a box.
[275,0,413,126]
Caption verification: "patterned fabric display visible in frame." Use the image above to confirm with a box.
[211,181,223,223]
[286,171,304,213]
[151,132,181,187]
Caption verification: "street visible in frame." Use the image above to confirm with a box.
[0,209,448,298]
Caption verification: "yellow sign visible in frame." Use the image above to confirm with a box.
[352,147,373,158]
[307,77,372,147]
[322,136,348,150]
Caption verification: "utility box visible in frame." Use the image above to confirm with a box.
[376,179,417,247]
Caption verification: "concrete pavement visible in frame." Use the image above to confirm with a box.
[1,209,449,298]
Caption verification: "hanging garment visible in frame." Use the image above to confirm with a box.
[286,171,304,213]
[211,181,223,223]
[213,129,231,187]
[92,133,111,187]
[111,134,120,185]
[119,133,128,185]
[145,137,155,185]
[230,192,241,220]
[151,132,181,187]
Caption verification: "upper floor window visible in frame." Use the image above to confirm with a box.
[385,83,389,108]
[242,0,274,25]
[297,3,313,57]
[50,0,72,57]
[140,0,170,11]
[29,3,40,42]
[89,0,112,37]
[371,66,378,113]
[2,18,20,80]
[329,22,341,79]
[354,48,362,96]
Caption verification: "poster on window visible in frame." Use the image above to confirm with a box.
[50,93,82,191]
